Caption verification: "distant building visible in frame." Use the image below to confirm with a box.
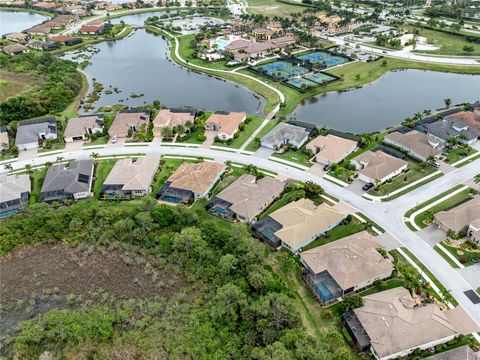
[80,23,106,35]
[300,231,393,305]
[446,109,480,136]
[0,173,31,218]
[207,174,285,223]
[40,160,94,203]
[152,109,195,137]
[27,40,57,51]
[101,156,160,199]
[4,32,30,43]
[419,118,478,145]
[15,118,57,150]
[64,115,104,142]
[306,134,358,165]
[260,123,310,150]
[351,150,408,184]
[3,44,28,55]
[157,162,226,204]
[384,130,443,162]
[108,110,150,140]
[225,35,296,62]
[205,112,246,140]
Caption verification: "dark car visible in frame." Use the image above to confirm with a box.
[362,182,374,191]
[323,164,332,171]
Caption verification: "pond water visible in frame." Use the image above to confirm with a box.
[65,29,264,114]
[0,10,50,35]
[110,10,180,26]
[288,69,480,133]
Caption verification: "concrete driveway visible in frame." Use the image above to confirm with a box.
[347,179,366,196]
[18,148,38,160]
[458,265,480,291]
[375,232,401,251]
[201,131,216,148]
[306,163,325,177]
[254,147,274,159]
[417,224,446,247]
[65,141,84,152]
[437,160,455,174]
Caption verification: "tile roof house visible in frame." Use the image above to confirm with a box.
[15,118,57,150]
[260,123,310,150]
[157,162,226,204]
[425,345,479,360]
[343,287,479,360]
[0,173,30,218]
[152,109,195,137]
[108,110,150,140]
[27,40,57,51]
[351,150,408,184]
[64,115,104,142]
[446,109,480,136]
[205,112,246,140]
[253,198,346,252]
[384,130,443,162]
[419,119,478,145]
[306,134,358,165]
[4,32,30,43]
[0,127,9,150]
[206,174,285,223]
[40,160,94,203]
[301,231,393,305]
[3,44,28,55]
[434,195,480,242]
[101,156,160,199]
[80,23,106,34]
[225,35,295,62]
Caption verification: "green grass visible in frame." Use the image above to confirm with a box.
[413,187,474,229]
[367,160,437,197]
[302,218,369,251]
[271,148,312,167]
[404,184,465,218]
[434,245,461,268]
[93,160,116,198]
[213,116,264,149]
[244,119,279,152]
[29,168,47,204]
[150,159,188,197]
[456,152,480,167]
[246,0,307,17]
[443,146,477,164]
[440,242,480,267]
[259,190,300,220]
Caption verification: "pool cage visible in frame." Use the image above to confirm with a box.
[252,217,283,248]
[304,270,343,305]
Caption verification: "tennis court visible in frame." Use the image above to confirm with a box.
[286,77,318,90]
[254,61,311,80]
[305,72,336,84]
[295,51,349,68]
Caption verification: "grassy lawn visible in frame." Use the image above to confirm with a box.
[440,241,480,267]
[405,25,480,56]
[246,0,307,17]
[412,187,474,229]
[177,34,233,71]
[302,218,369,251]
[434,245,461,269]
[442,146,477,164]
[245,119,279,152]
[29,168,47,204]
[259,190,301,220]
[271,148,312,167]
[0,69,40,102]
[367,160,437,197]
[150,159,186,197]
[213,115,264,149]
[93,160,117,198]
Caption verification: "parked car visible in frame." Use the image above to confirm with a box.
[362,182,374,191]
[323,164,332,171]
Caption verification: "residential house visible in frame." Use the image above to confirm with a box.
[300,231,394,305]
[101,156,160,199]
[205,112,246,140]
[260,123,310,150]
[157,162,226,204]
[342,287,479,360]
[64,115,104,142]
[433,195,480,242]
[27,40,57,51]
[206,174,285,223]
[0,127,9,150]
[40,160,94,203]
[351,150,408,184]
[108,110,150,140]
[419,118,478,145]
[252,198,346,252]
[152,109,195,137]
[4,32,30,43]
[0,173,30,218]
[3,44,28,55]
[34,2,62,11]
[384,130,443,162]
[424,345,479,360]
[306,134,358,165]
[80,23,106,35]
[446,109,480,136]
[49,34,82,45]
[15,118,57,150]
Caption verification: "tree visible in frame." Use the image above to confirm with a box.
[161,126,173,139]
[443,98,451,109]
[463,45,474,54]
[425,155,437,167]
[340,295,364,313]
[303,181,324,198]
[4,163,13,171]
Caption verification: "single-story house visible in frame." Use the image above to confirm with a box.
[4,32,30,43]
[152,109,196,137]
[205,112,246,140]
[384,130,443,162]
[351,150,408,184]
[0,127,9,150]
[300,231,393,305]
[157,162,226,204]
[15,118,57,151]
[108,110,150,140]
[101,156,161,199]
[419,119,478,145]
[260,123,310,150]
[446,109,480,136]
[343,287,479,360]
[252,198,346,252]
[3,44,28,55]
[64,115,104,142]
[40,160,94,203]
[206,174,285,223]
[0,173,31,218]
[49,35,82,45]
[306,134,358,165]
[434,195,480,242]
[424,345,479,360]
[27,40,57,51]
[80,23,106,35]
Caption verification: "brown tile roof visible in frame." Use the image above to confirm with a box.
[167,162,226,195]
[434,196,480,233]
[104,156,160,192]
[64,116,102,138]
[384,130,442,160]
[108,111,149,138]
[153,109,194,129]
[306,134,357,164]
[3,44,28,54]
[354,287,479,359]
[206,112,246,137]
[352,150,407,181]
[447,111,480,135]
[300,231,393,290]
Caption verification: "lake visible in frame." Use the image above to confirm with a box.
[110,10,180,26]
[66,29,264,114]
[0,10,50,35]
[288,69,480,133]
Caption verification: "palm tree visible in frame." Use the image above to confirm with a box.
[90,152,100,165]
[184,120,193,134]
[425,155,437,168]
[443,98,451,109]
[474,174,480,184]
[56,156,64,163]
[4,163,13,172]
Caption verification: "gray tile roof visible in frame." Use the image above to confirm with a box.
[41,160,93,195]
[421,119,477,142]
[0,173,31,203]
[261,123,310,147]
[15,119,57,146]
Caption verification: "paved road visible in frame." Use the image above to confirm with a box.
[4,144,480,327]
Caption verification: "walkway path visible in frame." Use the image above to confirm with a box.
[238,104,279,152]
